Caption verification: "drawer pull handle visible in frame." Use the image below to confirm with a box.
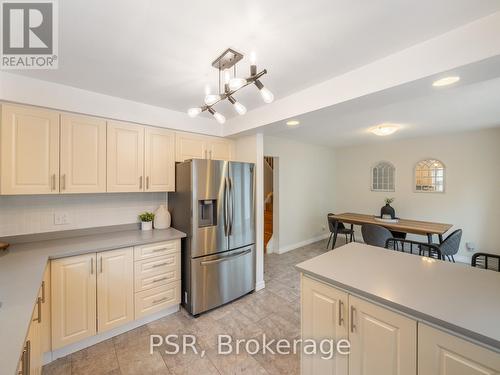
[152,248,168,253]
[152,297,168,305]
[153,277,169,283]
[152,261,173,268]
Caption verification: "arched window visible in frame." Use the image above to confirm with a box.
[371,161,395,192]
[415,159,445,192]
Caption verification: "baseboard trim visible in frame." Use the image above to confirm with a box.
[255,280,266,291]
[43,304,179,365]
[277,233,329,254]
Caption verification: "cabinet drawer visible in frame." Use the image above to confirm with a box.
[134,252,180,279]
[134,240,180,261]
[134,282,180,319]
[135,270,179,293]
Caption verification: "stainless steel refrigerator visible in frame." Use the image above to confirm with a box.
[169,159,256,316]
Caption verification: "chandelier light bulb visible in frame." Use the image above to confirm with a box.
[224,70,231,84]
[233,101,247,115]
[260,87,274,103]
[213,112,226,124]
[204,94,221,106]
[187,107,202,118]
[229,77,247,91]
[204,85,211,96]
[250,51,257,65]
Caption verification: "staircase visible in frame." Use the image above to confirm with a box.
[264,156,274,251]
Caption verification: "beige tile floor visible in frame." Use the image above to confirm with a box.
[43,239,332,375]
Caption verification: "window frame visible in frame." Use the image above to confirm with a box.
[370,161,396,192]
[414,158,446,193]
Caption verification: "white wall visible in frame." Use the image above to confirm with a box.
[0,193,166,236]
[234,134,265,290]
[264,136,336,253]
[0,72,220,136]
[334,128,500,259]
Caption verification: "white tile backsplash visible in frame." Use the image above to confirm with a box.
[0,193,167,236]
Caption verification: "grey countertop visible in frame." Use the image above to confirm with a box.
[295,242,500,352]
[0,225,186,375]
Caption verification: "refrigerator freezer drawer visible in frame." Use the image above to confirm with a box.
[190,245,255,315]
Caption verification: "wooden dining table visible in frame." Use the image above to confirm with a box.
[330,212,453,245]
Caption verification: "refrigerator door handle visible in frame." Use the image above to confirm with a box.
[200,249,251,265]
[223,177,229,236]
[228,177,234,236]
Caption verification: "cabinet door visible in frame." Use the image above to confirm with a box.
[208,138,233,160]
[349,295,417,375]
[51,254,97,350]
[41,264,51,353]
[0,104,59,195]
[97,248,134,333]
[144,127,175,192]
[301,276,348,375]
[60,114,106,193]
[27,298,42,375]
[107,121,144,192]
[418,324,500,375]
[175,132,207,161]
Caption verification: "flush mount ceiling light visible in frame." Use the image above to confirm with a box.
[187,48,273,122]
[369,123,400,136]
[286,120,300,126]
[432,76,460,87]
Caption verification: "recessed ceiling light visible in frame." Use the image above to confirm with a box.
[369,123,400,136]
[432,76,460,87]
[286,120,300,126]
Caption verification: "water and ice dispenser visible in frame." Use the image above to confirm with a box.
[198,199,217,227]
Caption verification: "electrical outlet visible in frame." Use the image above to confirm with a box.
[322,225,326,231]
[54,212,70,225]
[465,242,475,252]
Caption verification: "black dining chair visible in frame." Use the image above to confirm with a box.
[361,224,393,248]
[327,214,355,249]
[385,229,462,261]
[471,253,500,272]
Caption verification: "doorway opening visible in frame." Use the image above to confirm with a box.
[264,156,278,253]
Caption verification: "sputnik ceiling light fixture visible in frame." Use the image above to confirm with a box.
[187,48,274,124]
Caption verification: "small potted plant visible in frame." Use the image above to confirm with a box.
[138,212,155,231]
[381,197,396,219]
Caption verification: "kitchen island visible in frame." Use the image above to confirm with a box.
[296,242,500,375]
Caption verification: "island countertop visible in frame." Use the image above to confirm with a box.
[295,242,500,352]
[0,225,186,375]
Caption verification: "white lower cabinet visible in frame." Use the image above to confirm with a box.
[18,288,43,375]
[97,248,134,333]
[348,295,416,375]
[301,276,500,375]
[51,254,97,349]
[49,240,181,353]
[418,324,500,375]
[301,275,348,375]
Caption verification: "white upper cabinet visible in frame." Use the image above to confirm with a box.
[1,104,59,195]
[208,138,233,161]
[175,132,233,162]
[144,127,175,192]
[60,114,107,193]
[418,324,500,375]
[175,132,207,161]
[107,121,145,192]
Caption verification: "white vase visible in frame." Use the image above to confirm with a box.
[154,204,171,229]
[141,221,153,231]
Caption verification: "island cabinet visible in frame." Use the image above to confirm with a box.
[418,324,500,375]
[301,275,500,375]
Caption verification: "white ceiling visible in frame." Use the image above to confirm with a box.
[13,0,500,118]
[257,57,500,147]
